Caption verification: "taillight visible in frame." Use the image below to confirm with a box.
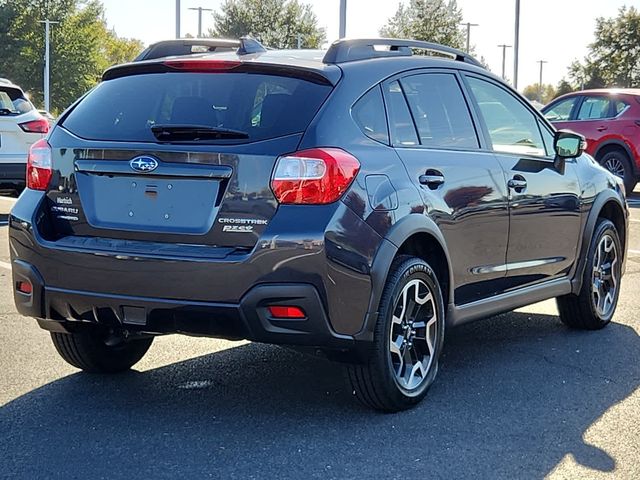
[271,148,360,204]
[26,138,53,191]
[19,118,50,134]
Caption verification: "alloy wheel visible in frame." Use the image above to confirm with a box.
[592,233,619,318]
[604,157,625,178]
[389,278,438,391]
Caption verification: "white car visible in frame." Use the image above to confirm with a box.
[0,79,49,194]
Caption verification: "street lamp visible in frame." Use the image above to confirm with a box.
[537,60,548,102]
[460,22,479,53]
[513,0,520,89]
[189,6,213,38]
[39,19,59,113]
[339,0,347,38]
[497,44,512,80]
[176,0,181,38]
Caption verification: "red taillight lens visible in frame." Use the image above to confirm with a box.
[16,281,32,294]
[271,148,360,204]
[19,118,50,134]
[27,138,53,191]
[267,306,306,319]
[163,59,242,72]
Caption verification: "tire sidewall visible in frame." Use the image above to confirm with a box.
[375,257,446,403]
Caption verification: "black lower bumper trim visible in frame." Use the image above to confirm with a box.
[12,260,354,350]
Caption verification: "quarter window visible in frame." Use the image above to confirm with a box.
[576,96,611,120]
[613,99,629,116]
[467,76,546,157]
[400,73,478,149]
[352,86,389,144]
[543,97,577,121]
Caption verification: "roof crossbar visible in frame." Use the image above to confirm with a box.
[322,38,483,68]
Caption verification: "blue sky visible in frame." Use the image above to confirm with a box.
[101,0,638,90]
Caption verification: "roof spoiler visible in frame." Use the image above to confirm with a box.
[323,38,483,68]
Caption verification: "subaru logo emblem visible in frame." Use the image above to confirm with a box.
[129,156,159,173]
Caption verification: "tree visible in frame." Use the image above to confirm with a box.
[380,0,465,51]
[555,78,574,98]
[522,83,556,104]
[569,6,640,89]
[0,0,143,114]
[210,0,325,49]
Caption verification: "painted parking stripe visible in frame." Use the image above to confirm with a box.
[0,261,11,270]
[628,249,640,256]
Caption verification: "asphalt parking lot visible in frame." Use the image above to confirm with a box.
[0,194,639,479]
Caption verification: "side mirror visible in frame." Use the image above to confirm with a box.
[554,130,586,159]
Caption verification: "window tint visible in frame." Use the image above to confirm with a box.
[543,97,577,121]
[467,76,546,157]
[62,72,331,143]
[384,81,418,147]
[0,87,34,115]
[614,99,629,116]
[352,86,389,144]
[400,73,478,149]
[576,96,611,120]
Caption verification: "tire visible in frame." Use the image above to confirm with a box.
[599,150,636,194]
[557,218,622,330]
[347,256,445,412]
[50,330,153,373]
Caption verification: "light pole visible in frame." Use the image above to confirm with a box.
[339,0,347,38]
[513,0,520,89]
[537,60,548,102]
[39,19,59,113]
[189,6,213,38]
[497,44,512,80]
[460,22,479,53]
[176,0,181,38]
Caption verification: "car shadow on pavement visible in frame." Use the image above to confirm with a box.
[1,312,639,479]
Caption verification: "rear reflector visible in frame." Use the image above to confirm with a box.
[16,281,32,294]
[27,138,53,191]
[267,306,306,319]
[19,118,50,134]
[271,148,360,204]
[163,59,242,72]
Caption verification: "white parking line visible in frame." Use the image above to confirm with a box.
[0,196,18,204]
[0,261,11,270]
[628,249,640,256]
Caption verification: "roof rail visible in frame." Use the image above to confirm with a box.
[323,38,483,68]
[237,36,267,55]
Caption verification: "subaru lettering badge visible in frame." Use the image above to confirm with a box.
[129,156,159,173]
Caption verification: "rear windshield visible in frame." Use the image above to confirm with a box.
[61,72,332,143]
[0,87,34,116]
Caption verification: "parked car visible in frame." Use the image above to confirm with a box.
[134,38,241,61]
[542,89,640,193]
[0,79,49,194]
[10,38,628,412]
[38,110,56,127]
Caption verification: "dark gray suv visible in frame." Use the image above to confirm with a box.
[10,39,628,411]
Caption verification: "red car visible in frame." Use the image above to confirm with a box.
[542,89,640,193]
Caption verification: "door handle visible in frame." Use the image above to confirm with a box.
[419,170,445,189]
[596,126,608,132]
[508,176,527,192]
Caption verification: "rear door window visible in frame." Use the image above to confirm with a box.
[576,96,612,120]
[61,72,332,143]
[400,73,479,149]
[384,81,419,147]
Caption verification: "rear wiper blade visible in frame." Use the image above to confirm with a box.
[0,108,16,116]
[151,124,249,141]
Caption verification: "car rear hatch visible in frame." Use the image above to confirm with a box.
[44,57,338,253]
[0,86,43,163]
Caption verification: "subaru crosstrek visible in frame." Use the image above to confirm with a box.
[10,39,628,411]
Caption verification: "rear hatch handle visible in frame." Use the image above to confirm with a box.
[74,159,233,179]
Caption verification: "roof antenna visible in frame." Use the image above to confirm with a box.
[238,36,267,55]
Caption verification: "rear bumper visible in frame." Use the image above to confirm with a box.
[0,162,25,191]
[13,258,354,350]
